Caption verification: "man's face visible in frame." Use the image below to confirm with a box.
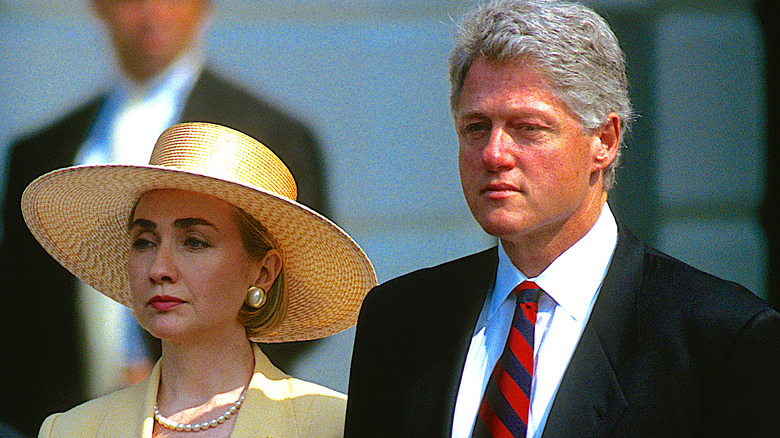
[93,0,209,81]
[456,58,614,248]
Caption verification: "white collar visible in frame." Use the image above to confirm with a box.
[490,204,618,321]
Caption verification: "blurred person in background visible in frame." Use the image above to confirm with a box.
[0,1,328,435]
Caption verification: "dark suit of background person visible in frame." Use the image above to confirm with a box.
[345,1,780,437]
[0,1,327,436]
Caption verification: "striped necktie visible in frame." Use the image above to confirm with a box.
[473,281,541,438]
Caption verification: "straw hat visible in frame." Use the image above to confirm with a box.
[21,122,377,343]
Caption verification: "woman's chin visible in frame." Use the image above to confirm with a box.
[142,318,189,342]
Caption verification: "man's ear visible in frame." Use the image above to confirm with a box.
[592,112,621,170]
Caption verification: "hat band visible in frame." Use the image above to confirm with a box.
[149,125,297,200]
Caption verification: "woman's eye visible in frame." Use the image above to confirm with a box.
[131,238,154,250]
[184,237,209,249]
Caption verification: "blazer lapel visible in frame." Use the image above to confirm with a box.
[231,344,337,438]
[543,223,644,437]
[230,345,291,437]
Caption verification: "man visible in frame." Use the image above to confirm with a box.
[345,0,780,437]
[0,0,327,435]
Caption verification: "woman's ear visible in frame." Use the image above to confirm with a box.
[253,249,282,291]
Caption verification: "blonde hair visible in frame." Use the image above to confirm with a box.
[233,206,287,339]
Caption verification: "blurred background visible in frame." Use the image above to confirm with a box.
[0,0,775,414]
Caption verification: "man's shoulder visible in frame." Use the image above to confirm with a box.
[191,68,258,104]
[381,247,496,288]
[614,222,760,298]
[10,95,105,158]
[641,243,771,315]
[611,223,776,329]
[4,95,105,193]
[353,247,497,355]
[363,247,497,312]
[186,68,311,132]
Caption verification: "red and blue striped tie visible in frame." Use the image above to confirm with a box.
[473,281,541,438]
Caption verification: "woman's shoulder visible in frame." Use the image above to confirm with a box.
[257,366,347,412]
[253,344,345,402]
[264,376,347,438]
[37,383,147,438]
[284,375,347,404]
[246,344,346,436]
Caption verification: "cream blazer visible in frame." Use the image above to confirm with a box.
[38,344,346,438]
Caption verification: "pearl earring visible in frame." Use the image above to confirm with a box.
[246,286,267,308]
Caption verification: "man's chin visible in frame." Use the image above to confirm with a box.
[478,221,526,241]
[475,210,532,236]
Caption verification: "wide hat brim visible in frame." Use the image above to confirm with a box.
[21,163,377,343]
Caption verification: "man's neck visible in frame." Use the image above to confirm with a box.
[120,45,204,91]
[501,193,608,278]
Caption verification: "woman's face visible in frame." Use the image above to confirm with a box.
[127,189,261,343]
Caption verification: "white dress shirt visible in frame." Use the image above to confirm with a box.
[77,50,203,166]
[452,204,618,438]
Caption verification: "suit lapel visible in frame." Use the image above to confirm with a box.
[179,68,215,121]
[55,96,106,169]
[542,223,644,437]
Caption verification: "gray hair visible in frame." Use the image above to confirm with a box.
[449,0,633,190]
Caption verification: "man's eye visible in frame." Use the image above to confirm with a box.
[515,122,553,134]
[465,122,488,133]
[462,122,491,140]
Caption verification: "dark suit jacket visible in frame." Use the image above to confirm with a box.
[345,223,780,437]
[0,68,328,436]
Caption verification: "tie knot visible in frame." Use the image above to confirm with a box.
[514,281,542,303]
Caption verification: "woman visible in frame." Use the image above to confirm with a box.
[22,122,377,437]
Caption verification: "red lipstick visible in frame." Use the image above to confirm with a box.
[149,295,184,311]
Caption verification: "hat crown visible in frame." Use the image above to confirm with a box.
[149,122,297,200]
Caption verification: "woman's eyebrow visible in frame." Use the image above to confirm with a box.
[174,218,215,229]
[128,218,155,231]
[127,218,216,231]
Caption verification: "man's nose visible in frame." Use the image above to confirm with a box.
[482,127,516,170]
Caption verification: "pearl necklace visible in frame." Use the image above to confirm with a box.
[154,389,247,432]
